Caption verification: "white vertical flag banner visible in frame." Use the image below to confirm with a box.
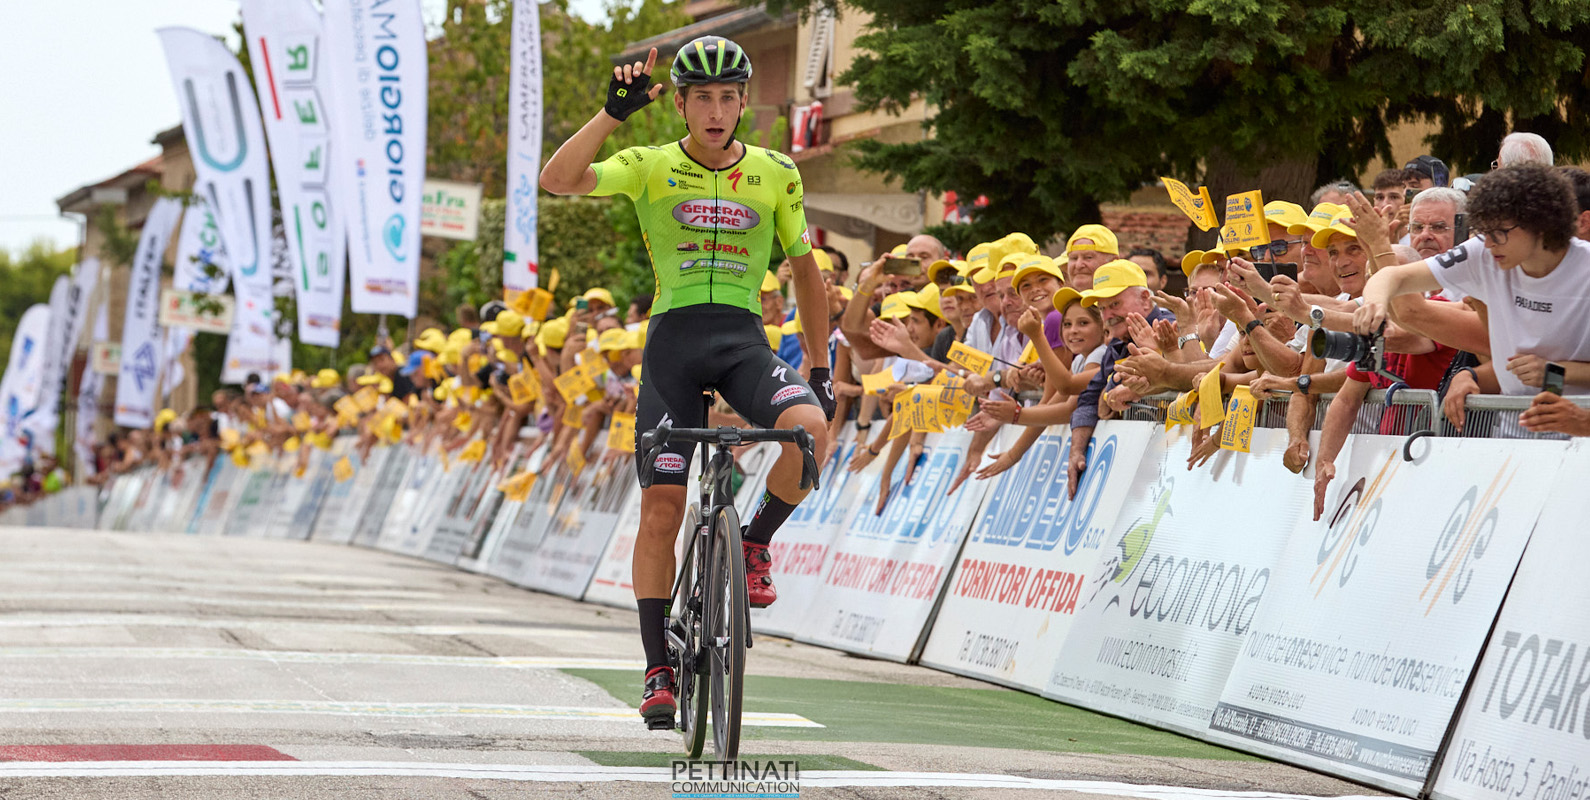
[75,304,109,475]
[242,0,346,347]
[503,0,543,294]
[222,284,287,384]
[114,198,182,429]
[158,27,276,300]
[0,304,54,473]
[323,0,426,317]
[162,326,194,403]
[173,199,229,294]
[18,276,71,453]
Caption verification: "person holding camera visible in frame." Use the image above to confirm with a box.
[1355,164,1590,428]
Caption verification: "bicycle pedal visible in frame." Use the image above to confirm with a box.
[646,715,676,731]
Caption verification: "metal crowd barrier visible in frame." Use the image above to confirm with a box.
[1128,389,1582,440]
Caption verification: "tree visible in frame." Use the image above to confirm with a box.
[0,242,76,377]
[786,0,1590,251]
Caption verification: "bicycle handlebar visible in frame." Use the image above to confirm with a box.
[637,423,821,493]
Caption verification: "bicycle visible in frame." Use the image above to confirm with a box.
[637,394,820,759]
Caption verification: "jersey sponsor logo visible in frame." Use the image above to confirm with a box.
[667,177,701,190]
[702,241,749,256]
[655,453,687,473]
[681,258,749,276]
[676,242,700,251]
[1515,296,1554,313]
[771,365,789,382]
[768,151,797,170]
[617,154,631,166]
[1436,244,1469,269]
[771,385,808,405]
[728,168,745,192]
[748,175,762,186]
[669,164,702,179]
[790,200,803,213]
[786,182,797,195]
[673,199,762,231]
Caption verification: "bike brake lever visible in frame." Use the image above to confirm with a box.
[793,426,821,492]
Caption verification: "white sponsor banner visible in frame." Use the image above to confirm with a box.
[795,428,990,662]
[161,326,194,403]
[420,179,482,241]
[1043,427,1301,737]
[30,259,97,455]
[18,276,71,453]
[0,304,53,473]
[921,421,1156,691]
[323,0,427,316]
[158,28,274,300]
[75,303,108,475]
[242,0,345,347]
[503,0,542,293]
[159,289,234,334]
[1212,436,1566,794]
[90,343,121,375]
[63,258,100,363]
[173,199,229,294]
[222,283,288,384]
[114,198,182,429]
[1433,441,1590,800]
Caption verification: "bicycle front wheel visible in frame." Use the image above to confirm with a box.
[708,504,746,760]
[673,503,708,759]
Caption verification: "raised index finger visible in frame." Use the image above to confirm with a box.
[643,47,657,76]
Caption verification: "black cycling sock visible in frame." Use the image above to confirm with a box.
[744,491,798,546]
[638,598,670,673]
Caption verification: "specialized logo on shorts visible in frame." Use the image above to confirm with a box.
[656,453,687,473]
[772,385,808,405]
[673,200,761,231]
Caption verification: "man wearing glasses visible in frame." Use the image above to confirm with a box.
[1357,164,1590,399]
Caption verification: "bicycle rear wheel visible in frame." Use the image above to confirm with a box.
[671,504,708,758]
[708,504,746,760]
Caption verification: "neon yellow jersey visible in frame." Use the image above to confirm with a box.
[590,141,813,315]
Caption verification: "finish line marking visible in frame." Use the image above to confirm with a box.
[0,647,643,670]
[0,614,592,637]
[0,761,1387,797]
[0,591,512,615]
[0,700,821,727]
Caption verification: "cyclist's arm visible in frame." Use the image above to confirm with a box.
[540,112,618,196]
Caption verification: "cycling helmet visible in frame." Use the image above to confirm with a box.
[670,36,753,85]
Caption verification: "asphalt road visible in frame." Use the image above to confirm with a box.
[0,527,1386,799]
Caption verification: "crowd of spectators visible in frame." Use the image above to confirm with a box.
[21,131,1590,527]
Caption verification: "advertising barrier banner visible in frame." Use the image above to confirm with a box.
[1432,443,1590,800]
[920,422,1155,691]
[1043,428,1301,738]
[516,448,630,599]
[795,428,989,662]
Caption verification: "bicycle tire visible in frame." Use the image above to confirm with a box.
[708,504,746,760]
[673,503,708,758]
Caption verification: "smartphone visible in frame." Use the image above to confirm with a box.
[1453,212,1468,243]
[575,298,589,312]
[881,256,923,277]
[1544,361,1566,395]
[1254,261,1299,281]
[1404,187,1417,204]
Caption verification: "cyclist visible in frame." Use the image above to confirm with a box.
[541,38,835,727]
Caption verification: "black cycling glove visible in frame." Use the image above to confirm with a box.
[605,72,656,122]
[808,368,837,421]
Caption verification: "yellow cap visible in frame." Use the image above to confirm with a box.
[355,374,395,394]
[890,244,909,257]
[1002,232,1039,256]
[903,282,943,320]
[995,268,1017,281]
[311,368,341,389]
[1052,287,1085,313]
[780,317,801,335]
[536,317,569,352]
[1080,260,1149,307]
[449,328,474,348]
[153,408,177,434]
[965,242,995,274]
[413,327,448,353]
[760,271,781,293]
[764,324,784,351]
[812,248,834,272]
[943,282,977,298]
[438,342,463,367]
[970,267,998,285]
[1066,224,1120,256]
[624,327,645,350]
[1310,210,1358,249]
[1180,250,1209,277]
[1289,202,1348,237]
[582,287,615,308]
[878,292,914,320]
[597,328,629,353]
[837,286,854,301]
[927,258,958,282]
[482,309,526,337]
[1263,201,1310,232]
[1011,254,1064,290]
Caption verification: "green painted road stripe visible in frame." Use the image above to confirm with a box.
[565,669,1257,760]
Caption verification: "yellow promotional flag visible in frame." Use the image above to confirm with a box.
[1219,386,1260,453]
[1161,176,1219,231]
[219,428,241,449]
[1198,364,1226,429]
[231,448,250,468]
[454,410,474,432]
[931,369,967,391]
[307,432,334,451]
[497,469,537,502]
[554,366,598,404]
[1222,190,1271,250]
[508,370,541,405]
[939,386,976,429]
[1166,391,1197,430]
[567,444,588,475]
[458,440,486,463]
[947,341,995,375]
[897,384,947,435]
[291,412,313,432]
[861,370,894,396]
[246,441,270,458]
[333,456,354,482]
[353,386,381,412]
[608,412,638,453]
[283,436,302,453]
[562,399,584,427]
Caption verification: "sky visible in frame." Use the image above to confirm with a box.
[0,0,605,257]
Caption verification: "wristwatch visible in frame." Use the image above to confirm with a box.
[1308,305,1325,330]
[1244,318,1264,337]
[1177,333,1200,349]
[1297,374,1312,395]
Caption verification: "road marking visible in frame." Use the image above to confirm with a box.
[0,762,1385,797]
[0,744,296,762]
[0,700,821,727]
[0,576,453,599]
[0,647,643,670]
[0,591,512,615]
[0,614,593,637]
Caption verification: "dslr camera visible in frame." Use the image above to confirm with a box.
[1310,325,1403,383]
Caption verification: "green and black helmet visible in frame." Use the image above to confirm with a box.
[669,36,753,86]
